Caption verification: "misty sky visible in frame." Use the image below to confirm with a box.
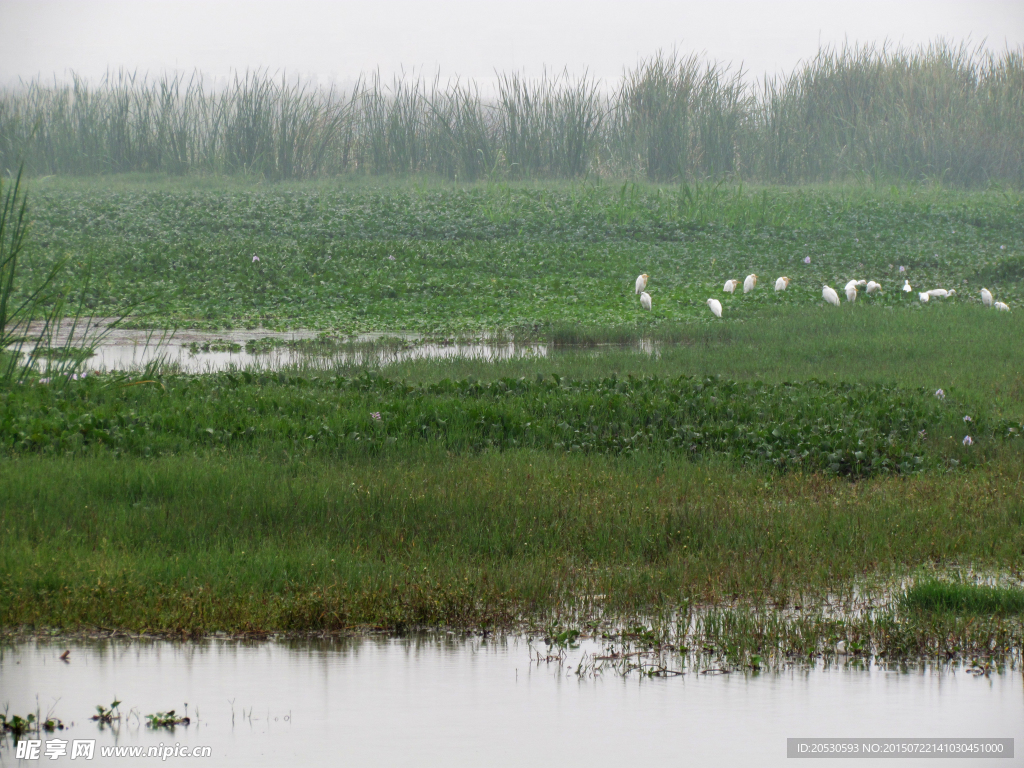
[1,1,1022,89]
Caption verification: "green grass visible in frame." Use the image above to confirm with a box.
[2,450,1023,639]
[1,176,1023,656]
[12,179,1024,337]
[902,581,1024,616]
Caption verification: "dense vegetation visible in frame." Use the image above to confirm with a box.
[14,178,1024,335]
[1,175,1022,659]
[2,41,1022,186]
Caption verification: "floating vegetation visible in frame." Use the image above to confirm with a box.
[91,700,122,725]
[145,709,190,729]
[185,340,242,354]
[33,345,96,362]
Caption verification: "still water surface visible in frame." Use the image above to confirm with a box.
[2,636,1021,767]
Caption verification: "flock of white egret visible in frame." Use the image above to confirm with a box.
[631,273,1012,317]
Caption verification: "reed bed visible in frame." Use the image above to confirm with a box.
[2,41,1021,185]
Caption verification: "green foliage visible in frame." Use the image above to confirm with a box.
[3,371,1009,476]
[13,181,1023,336]
[2,41,1021,185]
[902,581,1024,615]
[145,710,189,728]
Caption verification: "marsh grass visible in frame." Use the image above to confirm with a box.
[2,449,1022,641]
[901,581,1024,616]
[2,40,1021,185]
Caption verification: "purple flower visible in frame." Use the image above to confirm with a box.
[38,377,51,385]
[252,255,260,262]
[918,429,927,438]
[963,435,973,446]
[371,411,382,421]
[388,255,396,261]
[963,415,972,422]
[935,389,945,400]
[1001,245,1006,250]
[803,256,811,264]
[899,266,906,273]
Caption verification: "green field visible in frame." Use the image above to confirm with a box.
[2,176,1023,662]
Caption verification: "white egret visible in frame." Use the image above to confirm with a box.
[919,292,930,303]
[844,279,859,293]
[902,280,912,293]
[865,281,882,294]
[845,283,858,302]
[743,274,758,293]
[635,274,649,294]
[723,279,739,293]
[640,291,652,311]
[947,289,956,297]
[774,276,790,291]
[822,285,840,306]
[706,298,723,318]
[856,280,867,287]
[994,301,1010,312]
[927,289,949,298]
[981,288,993,307]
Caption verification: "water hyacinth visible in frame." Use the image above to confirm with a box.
[963,435,974,446]
[252,255,260,263]
[371,411,382,421]
[803,257,811,264]
[935,389,945,400]
[963,415,972,422]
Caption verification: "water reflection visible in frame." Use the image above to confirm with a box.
[2,636,1020,767]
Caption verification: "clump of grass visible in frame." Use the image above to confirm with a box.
[901,581,1024,615]
[186,340,242,354]
[33,345,95,362]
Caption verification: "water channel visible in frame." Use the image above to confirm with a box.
[2,636,1020,766]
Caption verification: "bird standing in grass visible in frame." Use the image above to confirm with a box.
[845,283,858,302]
[822,285,840,306]
[723,279,739,293]
[865,281,881,294]
[707,298,722,318]
[744,274,758,293]
[981,288,993,306]
[635,274,648,294]
[919,292,930,303]
[640,291,652,311]
[774,276,790,291]
[994,301,1010,312]
[903,280,912,293]
[927,289,949,299]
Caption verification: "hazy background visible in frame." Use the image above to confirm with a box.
[1,0,1022,88]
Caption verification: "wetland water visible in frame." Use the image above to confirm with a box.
[14,320,549,373]
[2,637,1021,767]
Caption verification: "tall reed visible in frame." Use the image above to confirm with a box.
[1,40,1021,185]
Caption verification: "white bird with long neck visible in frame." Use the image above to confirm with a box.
[706,298,722,318]
[743,274,758,293]
[981,288,993,306]
[822,285,840,306]
[903,280,913,293]
[865,281,882,294]
[845,283,858,302]
[723,279,739,293]
[774,276,790,291]
[994,301,1010,312]
[640,291,652,311]
[927,289,949,298]
[635,274,648,294]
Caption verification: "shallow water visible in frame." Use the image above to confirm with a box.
[11,319,548,373]
[2,637,1020,767]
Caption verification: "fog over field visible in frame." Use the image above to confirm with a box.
[1,0,1022,87]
